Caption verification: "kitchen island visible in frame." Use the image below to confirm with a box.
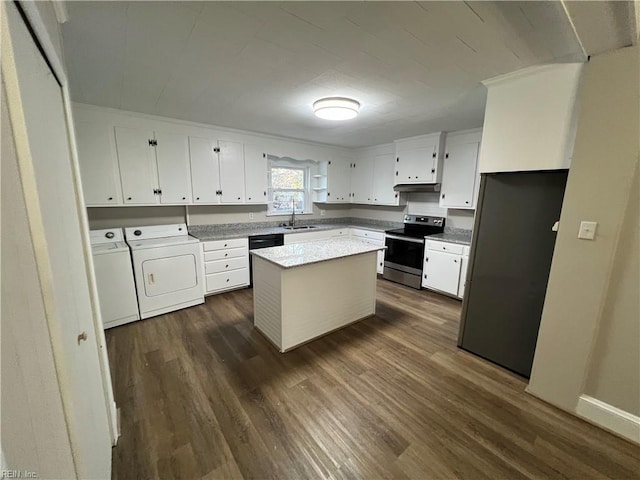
[250,238,386,352]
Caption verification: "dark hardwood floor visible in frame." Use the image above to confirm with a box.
[107,279,639,479]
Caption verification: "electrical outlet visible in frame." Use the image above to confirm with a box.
[320,210,326,216]
[248,212,254,220]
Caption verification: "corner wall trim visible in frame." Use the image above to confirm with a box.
[576,395,640,444]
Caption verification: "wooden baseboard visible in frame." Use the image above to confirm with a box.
[576,395,640,444]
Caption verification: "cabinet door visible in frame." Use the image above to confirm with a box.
[114,126,158,204]
[218,140,245,204]
[440,140,479,209]
[75,121,122,205]
[458,255,469,298]
[350,157,374,204]
[189,136,219,204]
[372,153,398,205]
[423,250,461,295]
[155,131,192,204]
[326,159,350,202]
[244,144,268,204]
[396,140,437,183]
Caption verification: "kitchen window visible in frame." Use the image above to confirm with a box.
[267,158,312,215]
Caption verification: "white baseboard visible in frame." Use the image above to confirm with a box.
[576,395,640,444]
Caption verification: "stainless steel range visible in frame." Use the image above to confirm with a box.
[383,214,445,289]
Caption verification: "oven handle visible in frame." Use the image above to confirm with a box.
[385,234,425,244]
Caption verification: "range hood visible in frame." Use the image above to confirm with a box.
[393,183,441,193]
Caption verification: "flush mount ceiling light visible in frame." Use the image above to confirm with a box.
[313,97,360,120]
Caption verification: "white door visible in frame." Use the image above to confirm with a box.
[189,136,220,203]
[396,141,437,183]
[142,255,198,297]
[440,140,479,209]
[218,140,245,203]
[114,125,158,204]
[244,144,268,203]
[372,153,397,205]
[5,5,113,476]
[327,158,351,202]
[155,131,192,204]
[350,156,374,204]
[423,250,462,295]
[75,120,122,205]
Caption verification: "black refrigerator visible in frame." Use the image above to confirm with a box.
[458,170,568,378]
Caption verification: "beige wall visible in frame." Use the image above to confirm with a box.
[584,167,639,415]
[528,46,640,418]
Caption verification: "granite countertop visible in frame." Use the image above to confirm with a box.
[250,237,385,269]
[189,218,402,242]
[427,229,473,246]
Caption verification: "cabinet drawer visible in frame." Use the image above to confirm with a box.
[350,229,384,242]
[426,241,464,255]
[202,237,247,251]
[206,268,249,293]
[203,247,247,261]
[330,229,349,237]
[204,257,248,275]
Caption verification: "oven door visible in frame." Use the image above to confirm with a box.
[384,234,425,275]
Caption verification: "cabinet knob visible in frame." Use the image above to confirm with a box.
[445,153,449,159]
[182,197,186,200]
[226,264,229,268]
[224,243,228,247]
[226,278,230,282]
[248,197,252,200]
[237,197,241,200]
[465,201,470,204]
[432,152,436,158]
[431,168,435,173]
[196,197,200,200]
[108,197,113,201]
[127,197,132,200]
[77,331,88,344]
[442,194,445,199]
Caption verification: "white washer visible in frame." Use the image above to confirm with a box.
[125,223,204,319]
[90,228,140,329]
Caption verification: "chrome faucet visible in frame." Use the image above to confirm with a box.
[289,198,296,227]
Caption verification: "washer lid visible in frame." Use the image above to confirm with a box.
[127,235,200,250]
[92,241,129,255]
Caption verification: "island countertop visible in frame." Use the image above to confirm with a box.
[250,237,385,269]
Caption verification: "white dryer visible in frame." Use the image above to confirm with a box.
[90,228,140,329]
[125,223,204,319]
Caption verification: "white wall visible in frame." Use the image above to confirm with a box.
[479,63,584,173]
[528,46,639,436]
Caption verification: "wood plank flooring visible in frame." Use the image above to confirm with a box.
[107,280,640,479]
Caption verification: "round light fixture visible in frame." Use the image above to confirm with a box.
[313,97,360,120]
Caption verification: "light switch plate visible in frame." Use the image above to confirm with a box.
[578,221,597,240]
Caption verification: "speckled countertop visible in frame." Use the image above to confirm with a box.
[250,237,385,269]
[427,229,473,245]
[189,217,402,242]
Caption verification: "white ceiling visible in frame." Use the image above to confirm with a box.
[61,1,626,148]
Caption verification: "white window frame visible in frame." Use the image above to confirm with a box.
[267,157,313,216]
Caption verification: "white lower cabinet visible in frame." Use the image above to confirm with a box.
[423,240,470,298]
[201,238,249,294]
[350,228,385,274]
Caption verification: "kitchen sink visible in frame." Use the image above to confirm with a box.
[282,225,318,230]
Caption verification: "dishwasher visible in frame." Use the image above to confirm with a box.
[249,233,284,286]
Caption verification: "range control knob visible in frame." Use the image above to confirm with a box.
[105,231,115,239]
[134,230,142,236]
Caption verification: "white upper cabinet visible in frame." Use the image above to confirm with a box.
[189,136,220,204]
[350,156,374,204]
[154,131,192,204]
[371,152,399,205]
[244,144,268,204]
[114,126,158,204]
[394,132,445,184]
[218,140,245,203]
[326,157,351,203]
[75,121,122,205]
[439,129,482,210]
[189,137,246,204]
